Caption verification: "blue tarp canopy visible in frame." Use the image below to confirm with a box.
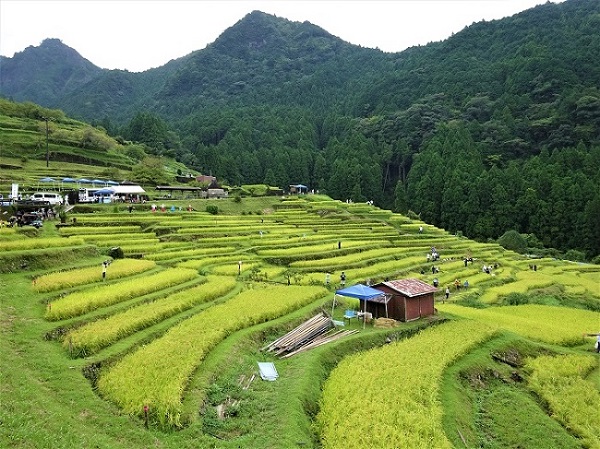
[335,284,385,300]
[93,188,115,195]
[78,178,92,183]
[62,177,76,183]
[39,177,55,182]
[290,184,308,193]
[105,180,119,185]
[91,179,105,185]
[333,284,389,324]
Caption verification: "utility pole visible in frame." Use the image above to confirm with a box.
[44,117,50,168]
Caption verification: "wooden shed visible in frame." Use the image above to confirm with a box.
[371,279,437,322]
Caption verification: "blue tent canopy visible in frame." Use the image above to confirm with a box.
[39,177,55,182]
[93,188,115,195]
[78,178,92,183]
[105,180,119,185]
[62,177,76,183]
[334,283,389,324]
[290,184,308,193]
[91,179,105,185]
[335,284,384,300]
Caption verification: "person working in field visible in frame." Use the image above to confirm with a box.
[584,333,600,353]
[102,260,109,281]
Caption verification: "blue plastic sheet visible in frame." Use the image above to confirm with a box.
[257,362,278,381]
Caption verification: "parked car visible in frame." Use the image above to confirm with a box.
[30,192,63,205]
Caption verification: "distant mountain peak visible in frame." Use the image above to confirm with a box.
[0,38,102,107]
[40,37,66,47]
[210,9,336,57]
[22,38,81,58]
[13,37,97,66]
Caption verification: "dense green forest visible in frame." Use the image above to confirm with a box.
[2,0,600,258]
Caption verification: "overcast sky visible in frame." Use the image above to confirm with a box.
[1,0,565,73]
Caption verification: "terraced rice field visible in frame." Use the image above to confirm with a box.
[2,196,599,448]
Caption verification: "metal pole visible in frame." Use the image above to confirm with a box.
[363,298,367,329]
[331,294,336,317]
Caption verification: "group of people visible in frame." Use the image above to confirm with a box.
[426,246,440,262]
[482,263,498,274]
[442,279,468,302]
[324,271,346,287]
[151,204,172,213]
[454,278,469,290]
[151,203,195,213]
[7,207,56,227]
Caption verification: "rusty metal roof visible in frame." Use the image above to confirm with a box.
[375,278,438,297]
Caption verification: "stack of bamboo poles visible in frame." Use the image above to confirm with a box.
[263,313,359,358]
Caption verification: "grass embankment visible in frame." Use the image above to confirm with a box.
[187,303,433,447]
[440,335,592,449]
[0,244,99,273]
[0,272,174,449]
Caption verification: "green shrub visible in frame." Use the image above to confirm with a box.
[563,249,586,262]
[406,210,420,220]
[503,292,529,305]
[524,233,544,249]
[206,205,219,215]
[497,230,527,253]
[108,246,124,259]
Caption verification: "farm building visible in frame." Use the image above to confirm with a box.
[204,188,228,199]
[196,175,217,185]
[371,279,438,322]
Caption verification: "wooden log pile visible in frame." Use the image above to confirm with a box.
[262,313,359,358]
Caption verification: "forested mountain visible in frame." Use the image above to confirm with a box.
[0,11,391,123]
[1,0,600,258]
[0,38,103,108]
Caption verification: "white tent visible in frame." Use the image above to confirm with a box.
[111,185,145,195]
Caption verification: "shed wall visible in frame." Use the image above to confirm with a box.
[372,285,435,322]
[369,285,405,321]
[404,293,434,321]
